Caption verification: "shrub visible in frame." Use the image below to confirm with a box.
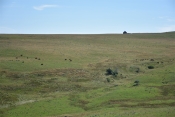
[133,80,139,86]
[105,68,118,77]
[148,66,154,69]
[105,68,113,75]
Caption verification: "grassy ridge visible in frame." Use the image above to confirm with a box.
[0,33,175,117]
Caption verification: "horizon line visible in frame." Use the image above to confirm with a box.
[0,31,174,35]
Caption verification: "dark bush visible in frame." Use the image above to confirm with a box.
[134,80,139,84]
[105,68,113,75]
[105,68,118,77]
[133,80,140,86]
[148,66,154,69]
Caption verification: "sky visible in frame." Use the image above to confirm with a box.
[0,0,175,34]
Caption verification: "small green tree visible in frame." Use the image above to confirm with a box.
[123,31,127,34]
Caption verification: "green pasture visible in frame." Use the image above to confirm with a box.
[0,32,175,117]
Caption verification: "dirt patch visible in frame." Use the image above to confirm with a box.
[108,98,175,108]
[109,99,132,104]
[159,84,175,96]
[136,102,175,108]
[118,101,175,108]
[0,68,90,80]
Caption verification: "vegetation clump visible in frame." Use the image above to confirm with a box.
[148,66,154,69]
[133,80,139,86]
[105,68,113,75]
[105,68,118,77]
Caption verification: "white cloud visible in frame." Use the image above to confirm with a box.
[33,5,58,11]
[158,25,175,32]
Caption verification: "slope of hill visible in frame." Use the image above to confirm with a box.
[0,33,175,117]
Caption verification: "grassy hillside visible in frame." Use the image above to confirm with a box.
[0,33,175,117]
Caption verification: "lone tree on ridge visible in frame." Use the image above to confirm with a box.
[123,31,127,34]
